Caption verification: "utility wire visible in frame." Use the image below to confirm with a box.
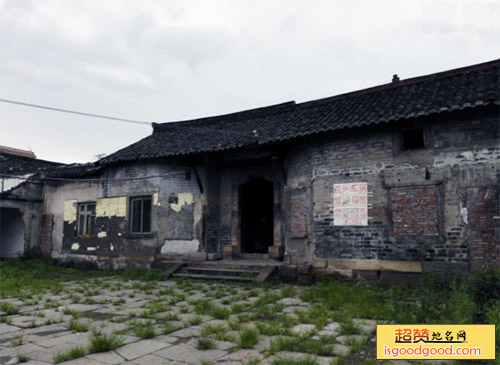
[0,98,256,137]
[0,98,151,126]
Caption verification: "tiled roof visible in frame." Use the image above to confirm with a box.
[0,152,63,176]
[99,59,499,164]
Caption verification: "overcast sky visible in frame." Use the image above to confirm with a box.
[1,0,499,164]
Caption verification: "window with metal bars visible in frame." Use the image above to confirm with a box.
[129,196,152,233]
[77,203,96,236]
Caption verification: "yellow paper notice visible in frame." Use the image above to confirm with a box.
[377,324,495,360]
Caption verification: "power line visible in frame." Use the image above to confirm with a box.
[0,97,256,137]
[0,98,151,126]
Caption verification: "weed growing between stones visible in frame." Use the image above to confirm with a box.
[133,320,156,339]
[161,322,183,335]
[53,346,86,364]
[196,337,216,350]
[270,355,319,365]
[9,336,23,347]
[238,328,260,349]
[17,354,29,363]
[68,319,89,332]
[87,329,124,353]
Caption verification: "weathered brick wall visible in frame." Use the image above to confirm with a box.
[44,159,203,260]
[285,143,313,258]
[290,192,307,238]
[293,107,500,270]
[391,186,439,236]
[40,214,53,257]
[467,186,500,270]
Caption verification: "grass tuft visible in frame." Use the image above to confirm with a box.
[53,346,86,363]
[238,328,260,349]
[196,337,216,350]
[87,329,123,353]
[133,321,156,339]
[68,319,89,332]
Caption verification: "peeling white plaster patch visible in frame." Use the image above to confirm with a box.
[169,193,193,212]
[97,231,107,238]
[460,202,468,225]
[63,200,78,223]
[71,243,79,250]
[161,239,200,254]
[153,192,160,206]
[96,197,126,218]
[87,247,97,251]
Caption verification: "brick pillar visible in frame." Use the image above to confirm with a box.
[40,214,54,257]
[467,186,500,270]
[203,156,221,253]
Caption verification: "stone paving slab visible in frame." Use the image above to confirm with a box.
[131,354,178,365]
[153,342,227,364]
[216,348,263,364]
[0,324,20,334]
[86,350,126,364]
[115,339,172,361]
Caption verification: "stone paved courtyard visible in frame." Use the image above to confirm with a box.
[0,276,454,365]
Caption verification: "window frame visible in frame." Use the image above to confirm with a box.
[129,195,152,234]
[401,128,425,151]
[77,202,96,237]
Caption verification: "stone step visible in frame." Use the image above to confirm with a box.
[186,261,282,272]
[171,272,255,282]
[178,267,260,277]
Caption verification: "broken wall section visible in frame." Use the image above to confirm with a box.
[43,160,202,267]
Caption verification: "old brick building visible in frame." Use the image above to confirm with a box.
[0,148,63,258]
[39,59,499,279]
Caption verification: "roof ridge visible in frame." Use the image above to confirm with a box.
[153,101,296,133]
[298,58,500,108]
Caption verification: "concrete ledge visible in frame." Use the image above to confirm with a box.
[222,245,234,260]
[268,245,284,259]
[326,259,422,273]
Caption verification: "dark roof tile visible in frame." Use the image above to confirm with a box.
[102,59,499,164]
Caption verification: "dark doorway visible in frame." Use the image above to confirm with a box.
[240,178,274,253]
[0,208,24,258]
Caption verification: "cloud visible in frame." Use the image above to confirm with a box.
[0,0,499,163]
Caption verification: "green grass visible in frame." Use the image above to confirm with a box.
[0,302,19,315]
[188,315,203,326]
[120,266,164,281]
[266,336,334,356]
[301,269,500,327]
[0,316,12,324]
[200,323,234,341]
[161,322,183,335]
[270,355,319,365]
[196,337,216,350]
[10,336,23,347]
[210,305,231,320]
[280,285,297,298]
[193,299,213,315]
[17,354,29,363]
[53,346,87,363]
[87,329,124,353]
[68,319,89,333]
[0,258,103,296]
[238,328,260,349]
[339,318,360,335]
[133,321,156,339]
